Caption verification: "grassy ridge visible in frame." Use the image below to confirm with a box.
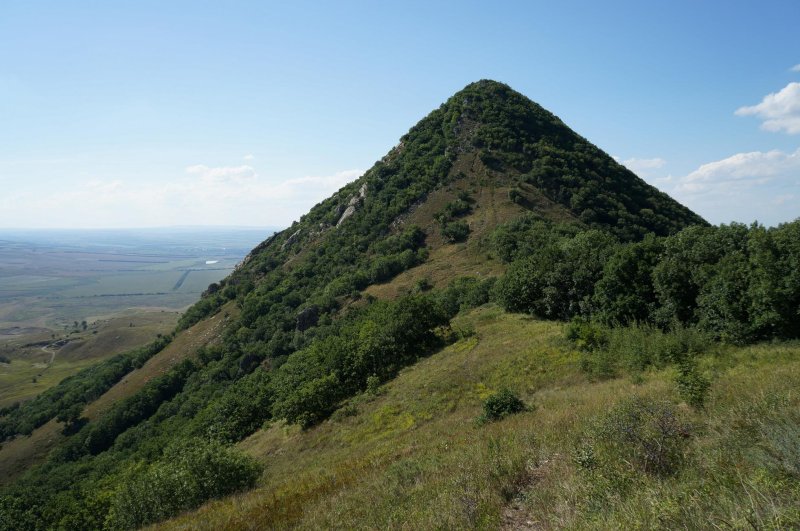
[159,307,800,529]
[0,80,728,529]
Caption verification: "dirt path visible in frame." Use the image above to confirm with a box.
[39,343,58,367]
[501,499,540,530]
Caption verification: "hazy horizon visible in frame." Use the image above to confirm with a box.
[1,1,798,229]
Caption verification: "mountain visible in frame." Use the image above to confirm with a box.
[179,79,705,325]
[10,81,800,530]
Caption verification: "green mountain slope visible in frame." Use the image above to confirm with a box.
[0,80,726,530]
[163,308,800,530]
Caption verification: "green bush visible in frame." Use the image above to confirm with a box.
[674,359,711,409]
[479,388,527,423]
[106,438,262,529]
[441,220,470,243]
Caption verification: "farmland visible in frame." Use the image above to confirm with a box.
[0,227,275,406]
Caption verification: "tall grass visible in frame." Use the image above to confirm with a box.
[156,308,800,530]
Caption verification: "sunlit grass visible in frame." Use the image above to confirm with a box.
[157,307,800,530]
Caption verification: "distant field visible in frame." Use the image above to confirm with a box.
[0,227,277,406]
[0,227,275,329]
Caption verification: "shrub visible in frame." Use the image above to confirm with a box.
[437,276,496,316]
[587,397,691,477]
[441,220,470,243]
[674,359,711,409]
[365,375,382,396]
[565,319,608,352]
[106,438,262,529]
[479,388,527,423]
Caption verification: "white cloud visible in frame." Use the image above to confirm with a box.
[185,164,257,184]
[735,82,800,134]
[243,154,255,161]
[621,157,666,175]
[0,165,363,228]
[792,64,800,72]
[669,148,800,226]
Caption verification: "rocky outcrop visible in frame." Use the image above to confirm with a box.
[336,183,368,226]
[235,232,278,271]
[281,229,302,251]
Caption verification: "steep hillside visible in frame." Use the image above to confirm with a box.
[161,307,800,530]
[0,304,233,486]
[0,80,718,530]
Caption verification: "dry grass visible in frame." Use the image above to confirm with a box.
[156,308,800,530]
[367,153,575,300]
[0,310,180,408]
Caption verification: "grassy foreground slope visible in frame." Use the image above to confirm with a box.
[162,306,800,530]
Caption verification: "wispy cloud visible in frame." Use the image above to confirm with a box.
[621,157,666,174]
[670,148,800,225]
[0,165,363,228]
[735,82,800,134]
[243,154,255,161]
[791,64,800,72]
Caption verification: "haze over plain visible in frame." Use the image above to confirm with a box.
[1,1,798,229]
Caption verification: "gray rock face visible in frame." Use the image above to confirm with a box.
[281,229,302,251]
[337,205,357,226]
[336,183,368,226]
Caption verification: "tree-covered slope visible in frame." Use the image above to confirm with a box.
[0,80,713,530]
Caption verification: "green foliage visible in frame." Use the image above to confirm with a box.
[490,215,580,263]
[498,218,800,345]
[440,220,470,243]
[436,276,496,316]
[446,80,706,239]
[495,229,618,319]
[478,388,526,423]
[58,359,196,459]
[105,438,262,530]
[565,319,608,352]
[570,321,711,379]
[0,334,172,442]
[365,375,382,395]
[270,295,449,428]
[674,359,711,409]
[195,369,273,443]
[592,234,663,325]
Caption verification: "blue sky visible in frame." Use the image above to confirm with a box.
[1,0,798,228]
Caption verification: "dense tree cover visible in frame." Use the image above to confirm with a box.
[495,228,618,319]
[0,335,172,442]
[271,295,449,427]
[452,80,706,239]
[497,219,800,343]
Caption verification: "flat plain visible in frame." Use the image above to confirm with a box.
[0,227,274,406]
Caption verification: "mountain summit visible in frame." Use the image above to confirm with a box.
[229,79,704,287]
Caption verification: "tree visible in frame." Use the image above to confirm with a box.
[593,234,663,325]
